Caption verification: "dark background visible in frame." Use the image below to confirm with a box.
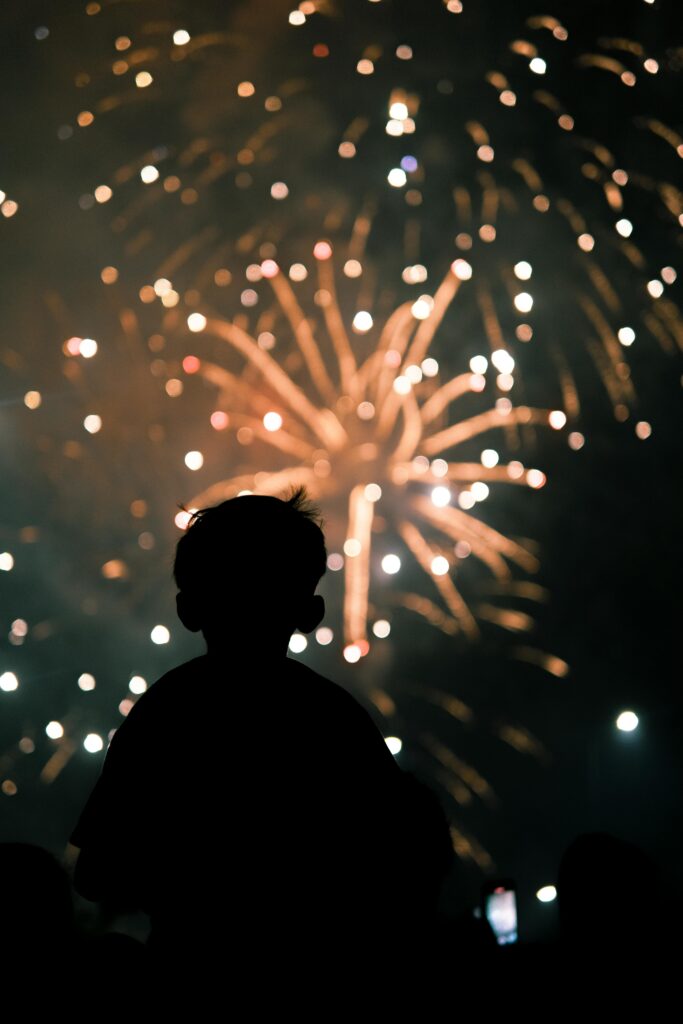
[1,0,681,940]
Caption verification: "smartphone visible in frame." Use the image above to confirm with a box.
[482,879,518,945]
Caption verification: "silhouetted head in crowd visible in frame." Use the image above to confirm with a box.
[174,487,327,657]
[558,832,661,950]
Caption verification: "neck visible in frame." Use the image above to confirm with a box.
[203,636,290,663]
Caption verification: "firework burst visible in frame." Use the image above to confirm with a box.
[176,246,560,662]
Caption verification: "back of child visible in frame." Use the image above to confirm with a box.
[71,489,453,984]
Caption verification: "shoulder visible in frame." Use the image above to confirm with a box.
[124,655,209,717]
[284,659,399,770]
[284,659,373,719]
[70,659,207,837]
[107,655,209,753]
[143,654,210,698]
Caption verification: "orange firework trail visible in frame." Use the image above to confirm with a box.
[182,247,557,662]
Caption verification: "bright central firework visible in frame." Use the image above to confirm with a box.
[181,246,557,662]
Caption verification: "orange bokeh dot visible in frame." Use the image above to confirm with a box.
[313,241,332,260]
[64,337,82,356]
[183,355,201,374]
[210,411,229,430]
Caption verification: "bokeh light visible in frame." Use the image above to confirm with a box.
[616,710,639,732]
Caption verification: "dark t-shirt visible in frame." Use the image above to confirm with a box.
[71,654,434,960]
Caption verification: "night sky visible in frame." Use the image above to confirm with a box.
[1,0,682,939]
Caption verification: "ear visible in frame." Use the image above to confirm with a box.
[295,594,325,635]
[176,591,203,633]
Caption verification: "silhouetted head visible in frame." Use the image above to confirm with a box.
[174,486,327,655]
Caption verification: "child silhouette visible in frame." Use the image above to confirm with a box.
[71,488,452,980]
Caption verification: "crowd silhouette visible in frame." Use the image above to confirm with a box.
[3,490,676,1004]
